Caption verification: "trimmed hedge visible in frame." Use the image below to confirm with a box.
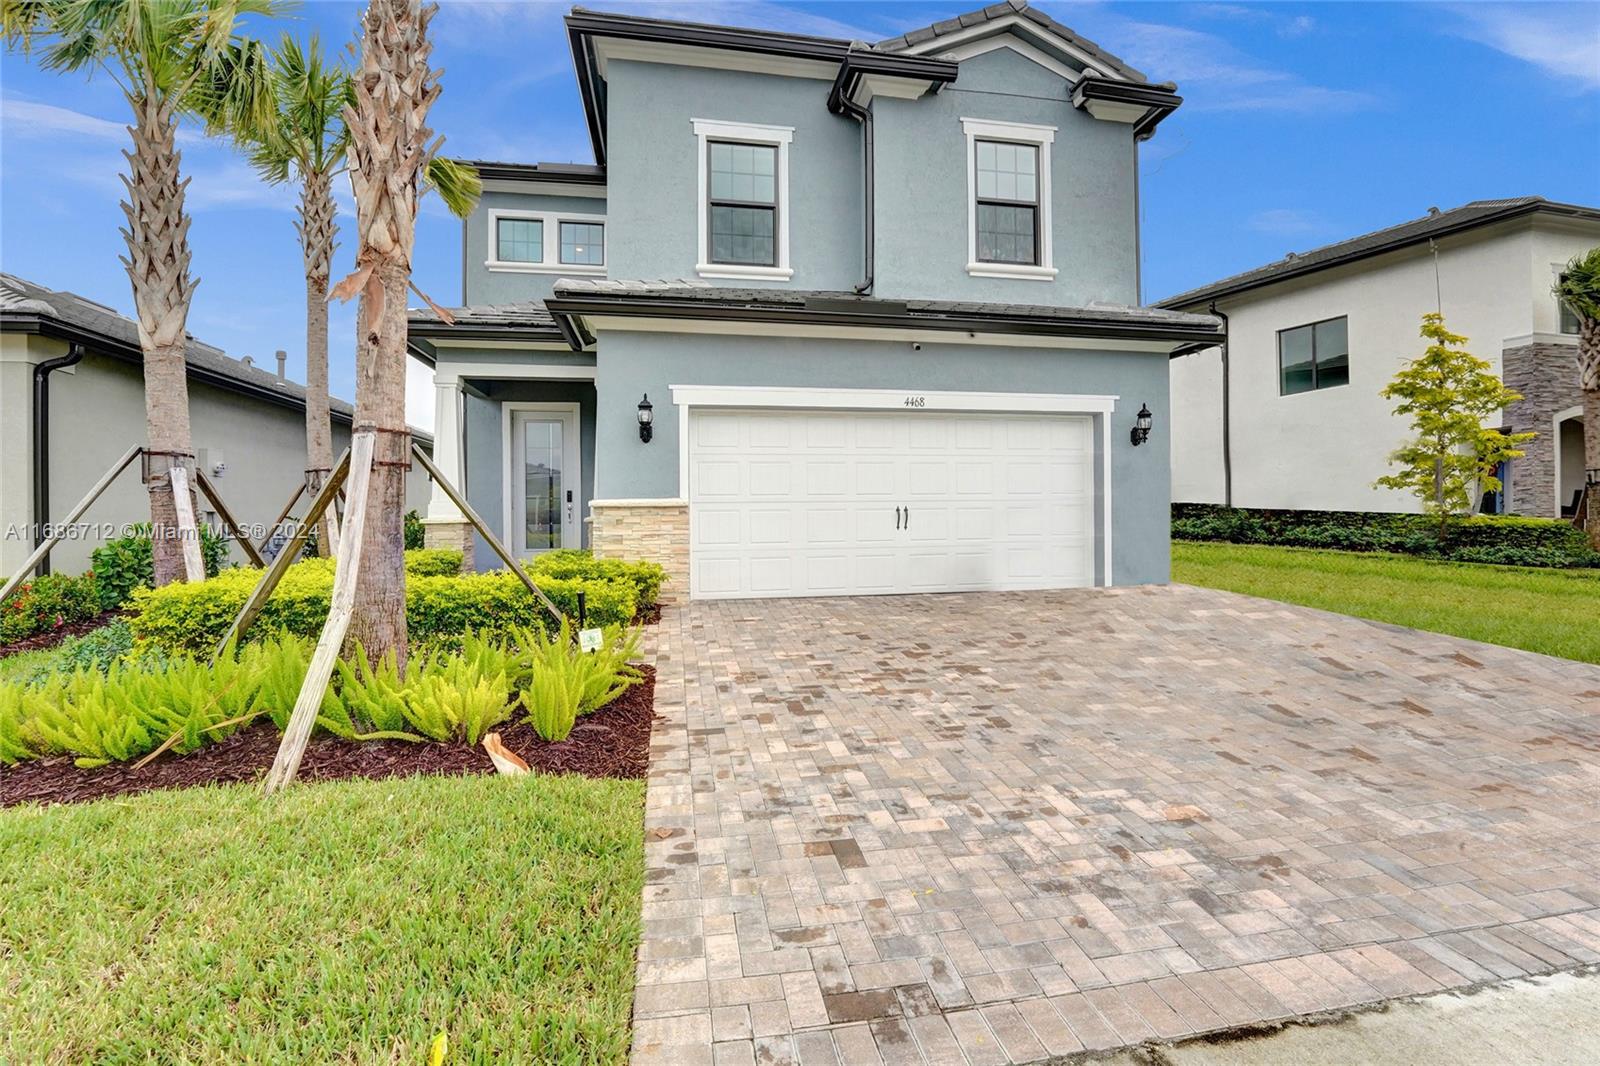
[1172,504,1600,569]
[0,571,100,644]
[129,560,634,654]
[530,550,666,610]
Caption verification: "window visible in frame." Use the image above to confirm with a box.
[1558,275,1580,335]
[485,210,605,274]
[693,118,793,280]
[1278,316,1349,395]
[974,140,1039,265]
[961,118,1056,281]
[496,217,543,264]
[559,221,604,266]
[708,142,777,266]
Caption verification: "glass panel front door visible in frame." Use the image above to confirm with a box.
[511,409,576,556]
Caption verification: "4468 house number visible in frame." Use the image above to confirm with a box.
[903,395,927,408]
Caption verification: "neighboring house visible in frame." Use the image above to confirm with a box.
[1161,197,1599,518]
[407,1,1222,601]
[0,273,432,577]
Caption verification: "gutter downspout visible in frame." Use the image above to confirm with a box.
[32,342,86,575]
[836,92,875,295]
[1208,301,1232,508]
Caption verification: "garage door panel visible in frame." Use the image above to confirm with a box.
[689,408,1098,600]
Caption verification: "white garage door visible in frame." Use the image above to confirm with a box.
[689,408,1097,599]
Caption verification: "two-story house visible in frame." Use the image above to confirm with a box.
[1162,197,1599,519]
[407,1,1222,601]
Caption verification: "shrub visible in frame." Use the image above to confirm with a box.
[1172,504,1600,569]
[130,562,634,654]
[91,523,231,610]
[0,571,101,644]
[402,548,464,577]
[515,622,643,742]
[403,509,425,550]
[531,549,667,612]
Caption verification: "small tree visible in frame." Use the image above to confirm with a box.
[1553,246,1600,547]
[1376,313,1534,536]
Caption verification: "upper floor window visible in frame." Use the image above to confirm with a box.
[560,221,605,266]
[962,118,1057,282]
[497,217,543,264]
[1279,316,1349,395]
[1558,275,1580,335]
[486,209,605,275]
[693,118,793,281]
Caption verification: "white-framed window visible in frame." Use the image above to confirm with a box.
[485,209,606,274]
[693,118,793,281]
[961,118,1057,281]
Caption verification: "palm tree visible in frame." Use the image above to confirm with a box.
[2,0,277,585]
[1554,246,1600,546]
[227,34,351,557]
[332,0,477,671]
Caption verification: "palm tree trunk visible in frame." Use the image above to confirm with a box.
[299,169,337,557]
[121,90,199,586]
[338,0,444,671]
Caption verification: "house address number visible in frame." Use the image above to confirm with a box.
[903,396,926,408]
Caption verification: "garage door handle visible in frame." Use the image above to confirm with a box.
[904,506,909,529]
[895,506,902,530]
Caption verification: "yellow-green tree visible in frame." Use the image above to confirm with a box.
[1377,314,1534,536]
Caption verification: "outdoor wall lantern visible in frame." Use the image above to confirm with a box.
[637,393,654,443]
[1130,403,1154,447]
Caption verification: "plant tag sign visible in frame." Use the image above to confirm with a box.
[578,628,605,653]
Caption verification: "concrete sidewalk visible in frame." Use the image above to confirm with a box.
[1097,968,1600,1065]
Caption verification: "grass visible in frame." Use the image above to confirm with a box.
[0,773,645,1064]
[0,645,61,681]
[1173,541,1600,665]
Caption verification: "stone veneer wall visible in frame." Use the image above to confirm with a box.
[589,499,689,605]
[421,519,475,571]
[1503,341,1584,518]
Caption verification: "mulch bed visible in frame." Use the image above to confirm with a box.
[0,611,124,661]
[0,667,656,809]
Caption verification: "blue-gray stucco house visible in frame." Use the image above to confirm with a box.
[406,1,1224,601]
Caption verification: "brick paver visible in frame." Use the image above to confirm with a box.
[633,585,1600,1064]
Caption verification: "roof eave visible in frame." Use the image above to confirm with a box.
[542,295,1223,350]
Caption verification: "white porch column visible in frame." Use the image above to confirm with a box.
[420,374,474,565]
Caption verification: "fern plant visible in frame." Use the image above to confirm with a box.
[515,621,643,742]
[0,684,54,764]
[327,644,423,741]
[400,652,514,745]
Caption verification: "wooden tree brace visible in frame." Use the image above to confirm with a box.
[408,441,566,625]
[263,430,377,796]
[0,445,143,606]
[211,447,352,661]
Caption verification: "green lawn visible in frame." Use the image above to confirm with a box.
[0,773,644,1064]
[1173,541,1600,665]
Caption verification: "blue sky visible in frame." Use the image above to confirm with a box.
[2,1,1597,429]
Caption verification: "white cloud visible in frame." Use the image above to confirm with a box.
[1036,3,1375,113]
[1449,3,1600,89]
[435,0,880,48]
[1246,208,1331,237]
[1,94,205,142]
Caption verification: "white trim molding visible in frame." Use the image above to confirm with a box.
[693,118,794,282]
[486,208,607,276]
[901,12,1113,81]
[962,117,1057,282]
[431,360,596,386]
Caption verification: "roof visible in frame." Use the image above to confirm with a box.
[406,301,565,365]
[544,278,1223,352]
[0,273,355,423]
[1159,197,1600,310]
[874,0,1148,84]
[565,1,1169,165]
[459,160,606,186]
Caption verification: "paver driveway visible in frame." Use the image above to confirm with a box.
[633,585,1600,1065]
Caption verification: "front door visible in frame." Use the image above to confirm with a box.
[509,406,580,556]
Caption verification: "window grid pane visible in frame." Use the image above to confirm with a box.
[710,205,775,265]
[1279,325,1315,395]
[559,221,604,266]
[975,140,1037,204]
[976,204,1036,264]
[496,218,543,263]
[1279,317,1349,394]
[709,142,776,204]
